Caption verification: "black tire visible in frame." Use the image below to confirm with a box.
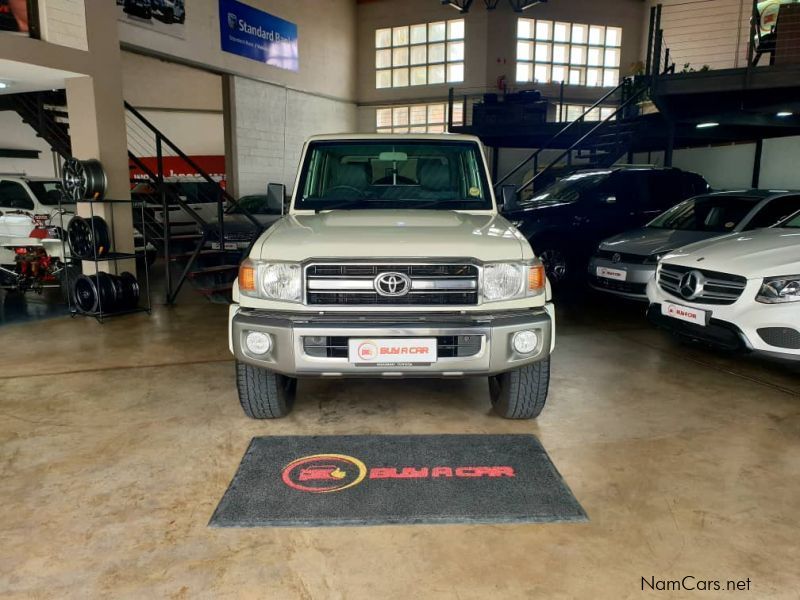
[533,244,571,286]
[489,357,550,419]
[57,264,81,306]
[235,360,296,419]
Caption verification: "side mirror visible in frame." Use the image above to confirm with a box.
[266,182,286,215]
[500,185,519,212]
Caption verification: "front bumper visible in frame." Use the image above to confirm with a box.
[587,257,654,300]
[230,306,554,377]
[646,278,800,361]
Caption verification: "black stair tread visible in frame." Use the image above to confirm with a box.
[168,233,204,240]
[187,264,240,277]
[168,249,228,261]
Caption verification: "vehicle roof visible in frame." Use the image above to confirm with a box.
[305,133,483,143]
[0,174,60,182]
[571,165,693,174]
[700,189,800,198]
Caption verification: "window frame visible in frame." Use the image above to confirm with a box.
[375,102,464,134]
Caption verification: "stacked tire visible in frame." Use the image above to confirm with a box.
[73,272,140,315]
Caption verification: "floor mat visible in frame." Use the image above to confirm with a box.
[209,434,587,527]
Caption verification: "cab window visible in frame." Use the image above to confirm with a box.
[0,181,35,210]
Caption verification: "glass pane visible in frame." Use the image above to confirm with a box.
[554,22,570,42]
[448,41,465,62]
[570,45,586,65]
[566,105,584,121]
[393,46,409,66]
[410,23,427,45]
[606,27,622,47]
[517,41,533,61]
[536,20,552,40]
[428,103,446,123]
[428,43,445,63]
[586,107,600,121]
[589,25,604,45]
[604,48,620,67]
[428,124,445,133]
[410,44,427,65]
[452,103,464,125]
[428,63,446,84]
[429,21,446,42]
[447,62,464,83]
[376,70,392,88]
[587,47,602,66]
[376,28,391,49]
[410,105,427,125]
[586,67,602,86]
[376,49,392,69]
[571,24,587,44]
[600,107,616,120]
[393,68,409,87]
[409,126,427,133]
[551,65,567,82]
[410,66,427,85]
[393,26,409,46]
[603,68,619,87]
[376,108,393,128]
[516,62,532,82]
[569,67,583,85]
[535,42,551,62]
[518,18,534,39]
[377,127,392,134]
[393,127,409,134]
[448,19,465,40]
[392,107,409,126]
[534,63,550,83]
[553,44,568,63]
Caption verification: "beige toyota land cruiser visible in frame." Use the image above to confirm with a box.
[229,134,555,419]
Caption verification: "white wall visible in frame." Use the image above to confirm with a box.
[39,0,88,51]
[760,136,800,189]
[0,112,57,177]
[229,76,357,196]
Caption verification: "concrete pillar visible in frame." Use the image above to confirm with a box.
[64,2,134,274]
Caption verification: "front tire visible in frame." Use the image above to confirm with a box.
[489,357,550,419]
[235,360,296,419]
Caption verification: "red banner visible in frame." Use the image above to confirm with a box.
[129,155,226,188]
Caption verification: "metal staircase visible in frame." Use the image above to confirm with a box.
[2,91,263,304]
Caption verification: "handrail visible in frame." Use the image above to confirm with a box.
[516,83,649,193]
[124,101,261,230]
[493,78,632,190]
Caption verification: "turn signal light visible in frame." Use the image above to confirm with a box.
[239,261,256,292]
[528,265,545,291]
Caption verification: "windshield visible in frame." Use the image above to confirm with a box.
[27,181,69,206]
[648,195,760,232]
[778,210,800,228]
[294,140,492,211]
[521,171,610,206]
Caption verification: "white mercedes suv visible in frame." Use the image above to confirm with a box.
[647,210,800,361]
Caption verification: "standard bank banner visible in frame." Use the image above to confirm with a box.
[219,0,299,71]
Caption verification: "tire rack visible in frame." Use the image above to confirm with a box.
[58,193,152,323]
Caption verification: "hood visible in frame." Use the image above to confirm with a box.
[662,228,800,279]
[255,210,530,261]
[600,227,720,256]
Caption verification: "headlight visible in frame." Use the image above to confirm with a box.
[482,262,545,302]
[756,275,800,304]
[238,259,302,302]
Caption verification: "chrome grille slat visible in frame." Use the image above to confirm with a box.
[658,264,746,306]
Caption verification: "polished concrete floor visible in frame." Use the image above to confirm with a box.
[1,295,798,599]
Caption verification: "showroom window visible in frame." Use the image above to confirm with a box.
[516,19,622,87]
[375,103,464,133]
[557,104,617,122]
[375,19,465,89]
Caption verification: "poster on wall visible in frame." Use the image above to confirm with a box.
[218,0,298,72]
[115,0,186,39]
[0,0,33,35]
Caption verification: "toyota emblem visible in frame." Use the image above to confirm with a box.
[374,272,411,297]
[678,270,704,300]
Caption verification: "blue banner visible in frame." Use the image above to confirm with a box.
[219,0,298,71]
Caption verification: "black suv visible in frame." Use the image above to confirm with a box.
[503,166,709,285]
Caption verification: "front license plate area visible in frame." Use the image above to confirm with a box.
[661,302,709,326]
[348,338,437,364]
[596,266,627,281]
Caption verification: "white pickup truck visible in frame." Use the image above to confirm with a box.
[228,134,556,419]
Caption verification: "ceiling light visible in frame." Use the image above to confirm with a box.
[696,122,719,129]
[441,0,474,12]
[776,111,793,117]
[509,0,546,11]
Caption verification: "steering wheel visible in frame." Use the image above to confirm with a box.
[325,185,366,198]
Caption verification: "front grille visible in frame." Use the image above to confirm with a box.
[595,250,650,265]
[757,327,800,350]
[658,264,746,305]
[590,276,647,296]
[302,335,483,358]
[305,263,479,306]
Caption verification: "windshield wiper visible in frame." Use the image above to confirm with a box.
[313,199,372,212]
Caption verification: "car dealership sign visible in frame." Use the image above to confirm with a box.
[219,0,298,71]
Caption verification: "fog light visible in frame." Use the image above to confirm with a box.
[245,331,272,355]
[512,330,538,354]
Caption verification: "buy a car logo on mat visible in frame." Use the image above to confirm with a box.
[281,454,516,493]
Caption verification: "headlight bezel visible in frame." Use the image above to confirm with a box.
[756,274,800,304]
[481,260,545,303]
[238,258,303,303]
